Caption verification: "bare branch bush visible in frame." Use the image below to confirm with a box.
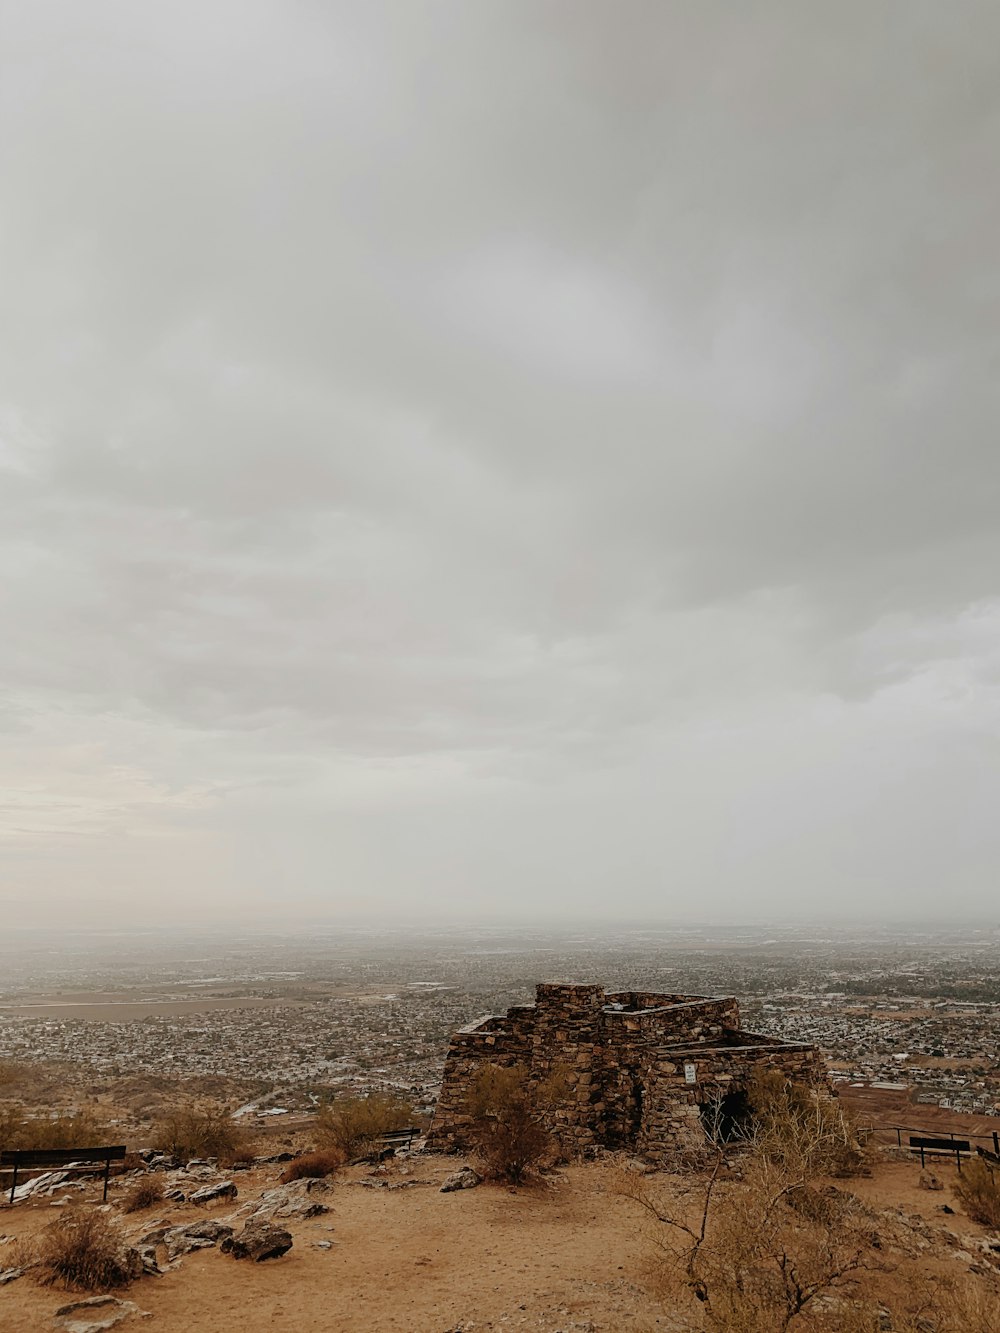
[279,1148,345,1182]
[616,1100,888,1333]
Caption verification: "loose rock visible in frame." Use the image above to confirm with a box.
[221,1218,293,1262]
[248,1177,331,1221]
[440,1167,481,1193]
[137,1219,234,1268]
[53,1294,150,1332]
[188,1180,238,1205]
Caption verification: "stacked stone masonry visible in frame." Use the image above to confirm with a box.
[429,982,826,1165]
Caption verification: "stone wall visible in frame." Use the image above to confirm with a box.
[427,981,826,1163]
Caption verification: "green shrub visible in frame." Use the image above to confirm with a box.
[465,1062,568,1184]
[316,1093,412,1158]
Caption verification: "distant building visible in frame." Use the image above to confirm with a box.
[429,981,825,1164]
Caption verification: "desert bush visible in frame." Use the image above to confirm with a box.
[0,1106,107,1153]
[955,1156,1000,1228]
[0,1103,26,1151]
[279,1148,344,1183]
[622,1151,888,1333]
[151,1103,249,1165]
[465,1062,568,1184]
[745,1068,867,1177]
[35,1208,136,1291]
[835,1276,1000,1333]
[316,1093,412,1158]
[120,1173,166,1213]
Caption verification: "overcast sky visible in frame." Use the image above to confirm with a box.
[2,3,998,928]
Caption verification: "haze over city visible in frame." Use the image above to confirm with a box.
[3,3,999,926]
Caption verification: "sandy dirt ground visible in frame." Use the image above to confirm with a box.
[1,1158,670,1333]
[3,1151,997,1333]
[838,1084,1000,1148]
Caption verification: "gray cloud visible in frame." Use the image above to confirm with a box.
[2,2,999,924]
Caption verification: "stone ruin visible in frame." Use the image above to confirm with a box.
[429,981,825,1165]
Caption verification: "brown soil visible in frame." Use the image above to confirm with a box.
[1,1157,667,1333]
[2,1152,998,1333]
[839,1084,1000,1143]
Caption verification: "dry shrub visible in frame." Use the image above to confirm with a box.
[465,1062,568,1184]
[0,1103,25,1152]
[316,1093,413,1159]
[120,1173,166,1213]
[835,1276,1000,1333]
[279,1148,344,1183]
[0,1106,108,1152]
[955,1156,1000,1228]
[746,1068,868,1177]
[623,1152,890,1332]
[151,1103,249,1165]
[4,1235,40,1273]
[35,1208,137,1291]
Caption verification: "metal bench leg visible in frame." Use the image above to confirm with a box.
[9,1165,16,1205]
[103,1159,111,1202]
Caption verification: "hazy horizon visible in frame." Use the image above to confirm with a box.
[3,4,999,928]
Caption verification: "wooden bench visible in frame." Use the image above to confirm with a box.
[1,1146,127,1204]
[380,1127,419,1151]
[909,1135,971,1171]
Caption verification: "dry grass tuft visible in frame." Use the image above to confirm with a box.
[279,1148,345,1183]
[35,1209,136,1291]
[120,1173,166,1213]
[955,1156,1000,1229]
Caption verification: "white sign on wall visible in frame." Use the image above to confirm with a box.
[684,1062,697,1084]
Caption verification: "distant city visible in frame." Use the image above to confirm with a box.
[1,922,998,1122]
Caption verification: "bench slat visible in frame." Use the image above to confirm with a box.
[1,1146,127,1167]
[908,1136,970,1153]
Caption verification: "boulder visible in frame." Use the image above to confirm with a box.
[249,1178,331,1220]
[440,1167,481,1193]
[918,1170,944,1191]
[188,1180,237,1205]
[0,1266,26,1285]
[221,1218,293,1262]
[137,1218,234,1267]
[53,1295,150,1332]
[10,1169,71,1204]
